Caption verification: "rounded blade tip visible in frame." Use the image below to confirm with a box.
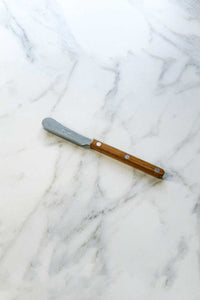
[42,117,54,129]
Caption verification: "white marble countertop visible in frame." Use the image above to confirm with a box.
[0,0,200,299]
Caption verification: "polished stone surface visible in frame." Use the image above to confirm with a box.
[0,0,200,299]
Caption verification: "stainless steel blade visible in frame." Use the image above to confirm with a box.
[42,118,92,147]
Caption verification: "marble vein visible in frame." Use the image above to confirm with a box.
[2,0,34,62]
[50,60,78,112]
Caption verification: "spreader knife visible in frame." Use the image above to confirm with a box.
[42,118,165,178]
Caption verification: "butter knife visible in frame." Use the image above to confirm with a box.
[42,118,165,178]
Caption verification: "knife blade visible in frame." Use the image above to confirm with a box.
[42,118,165,178]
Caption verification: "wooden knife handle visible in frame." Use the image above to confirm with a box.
[90,139,165,179]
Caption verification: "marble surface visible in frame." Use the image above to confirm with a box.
[0,0,200,299]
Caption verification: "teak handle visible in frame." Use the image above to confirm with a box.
[90,139,165,179]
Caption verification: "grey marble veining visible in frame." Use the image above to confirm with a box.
[0,0,200,299]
